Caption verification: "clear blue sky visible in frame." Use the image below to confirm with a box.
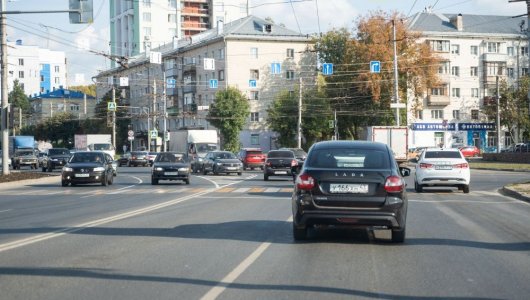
[4,0,527,86]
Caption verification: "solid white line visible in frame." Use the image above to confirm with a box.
[265,187,280,193]
[0,209,11,213]
[233,188,250,193]
[196,176,220,189]
[410,199,523,204]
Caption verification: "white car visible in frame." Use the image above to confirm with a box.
[414,148,470,193]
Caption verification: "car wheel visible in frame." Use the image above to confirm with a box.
[292,224,307,241]
[185,179,190,185]
[109,175,114,185]
[61,180,69,187]
[264,174,269,181]
[42,166,46,172]
[414,181,423,193]
[391,227,406,243]
[127,161,131,167]
[463,185,470,193]
[237,172,242,176]
[102,175,108,186]
[151,177,158,185]
[213,166,219,175]
[202,166,208,175]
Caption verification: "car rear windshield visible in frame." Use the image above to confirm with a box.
[424,151,462,159]
[49,149,70,155]
[267,151,295,158]
[131,152,147,156]
[306,148,390,169]
[247,151,262,155]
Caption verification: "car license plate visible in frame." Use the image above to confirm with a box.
[164,172,178,175]
[435,165,452,170]
[330,184,369,193]
[75,174,90,178]
[275,170,288,174]
[226,167,237,170]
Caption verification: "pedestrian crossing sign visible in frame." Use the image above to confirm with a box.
[107,102,117,111]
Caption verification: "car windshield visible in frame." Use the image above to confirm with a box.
[307,148,390,169]
[17,150,34,156]
[92,143,112,151]
[49,149,70,155]
[70,153,104,163]
[156,153,188,163]
[424,151,462,159]
[267,151,295,158]
[197,144,218,153]
[214,152,236,159]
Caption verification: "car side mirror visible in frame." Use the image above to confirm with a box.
[400,167,411,177]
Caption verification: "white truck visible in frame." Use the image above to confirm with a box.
[365,126,408,164]
[168,130,219,172]
[74,134,115,158]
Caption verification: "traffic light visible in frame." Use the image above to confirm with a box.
[69,0,94,24]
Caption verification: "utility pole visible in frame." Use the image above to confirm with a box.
[496,76,501,153]
[162,68,167,152]
[1,0,8,175]
[112,86,116,155]
[392,19,400,126]
[509,1,530,115]
[334,109,338,140]
[153,77,157,152]
[297,77,302,148]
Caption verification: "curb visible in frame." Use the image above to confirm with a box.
[499,186,530,203]
[0,175,60,189]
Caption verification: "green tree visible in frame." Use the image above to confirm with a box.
[43,112,80,147]
[9,79,30,111]
[69,84,96,97]
[207,87,250,152]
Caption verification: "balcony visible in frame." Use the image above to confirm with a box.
[427,95,450,106]
[483,74,506,86]
[167,106,179,117]
[182,21,209,30]
[183,62,197,72]
[482,53,507,62]
[183,85,196,93]
[182,7,209,16]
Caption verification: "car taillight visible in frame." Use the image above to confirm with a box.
[384,176,404,193]
[296,173,314,190]
[454,163,469,168]
[291,159,298,167]
[420,163,433,169]
[132,156,136,159]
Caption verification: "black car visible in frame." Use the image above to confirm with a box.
[118,152,131,166]
[42,148,71,172]
[151,152,191,185]
[61,151,114,187]
[279,147,307,173]
[202,151,243,175]
[292,141,410,243]
[127,151,149,167]
[263,150,298,181]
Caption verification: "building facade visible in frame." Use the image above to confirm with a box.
[6,40,67,97]
[97,15,314,151]
[29,88,96,126]
[408,12,528,152]
[109,0,249,61]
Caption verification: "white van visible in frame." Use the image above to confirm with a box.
[87,143,116,158]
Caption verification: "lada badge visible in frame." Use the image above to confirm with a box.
[335,172,364,177]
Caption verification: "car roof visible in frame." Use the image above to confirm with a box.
[424,147,461,152]
[310,140,389,151]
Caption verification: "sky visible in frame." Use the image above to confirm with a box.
[4,0,528,86]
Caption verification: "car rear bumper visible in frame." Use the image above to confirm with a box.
[264,167,295,176]
[294,210,404,229]
[418,177,470,186]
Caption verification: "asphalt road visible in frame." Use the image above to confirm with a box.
[0,167,529,299]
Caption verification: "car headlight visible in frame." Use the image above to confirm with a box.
[51,158,58,161]
[215,162,222,166]
[93,167,105,172]
[155,167,164,171]
[178,167,189,172]
[63,167,73,172]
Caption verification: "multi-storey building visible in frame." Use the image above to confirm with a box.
[96,15,314,151]
[408,12,528,151]
[29,88,96,126]
[110,0,249,61]
[6,40,67,97]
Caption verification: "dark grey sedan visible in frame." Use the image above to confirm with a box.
[151,152,191,185]
[201,151,243,175]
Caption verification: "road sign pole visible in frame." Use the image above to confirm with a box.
[112,86,116,157]
[392,19,400,126]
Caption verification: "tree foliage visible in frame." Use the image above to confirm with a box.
[69,84,97,97]
[207,87,250,152]
[9,79,30,111]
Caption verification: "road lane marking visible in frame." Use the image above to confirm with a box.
[410,199,523,204]
[218,187,236,193]
[233,188,250,193]
[0,209,11,213]
[201,215,293,300]
[196,176,220,189]
[248,187,265,193]
[265,187,280,193]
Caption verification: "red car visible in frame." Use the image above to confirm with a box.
[459,146,480,157]
[237,148,266,170]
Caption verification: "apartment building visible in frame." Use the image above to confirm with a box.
[110,0,249,61]
[6,40,67,97]
[28,88,96,126]
[408,12,528,151]
[96,15,314,151]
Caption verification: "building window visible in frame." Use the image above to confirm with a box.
[471,88,479,98]
[250,47,258,59]
[507,68,514,78]
[470,46,478,55]
[143,27,151,36]
[168,0,177,9]
[54,66,60,72]
[487,42,500,53]
[250,91,259,100]
[218,48,225,59]
[452,110,460,120]
[40,75,44,82]
[18,58,24,66]
[55,77,60,84]
[438,61,449,74]
[286,70,295,80]
[416,110,423,120]
[250,69,259,80]
[250,112,259,122]
[451,44,460,54]
[40,87,44,93]
[471,109,479,120]
[487,132,497,148]
[507,47,514,56]
[487,63,504,76]
[18,71,24,78]
[431,87,446,96]
[451,66,460,76]
[286,48,294,58]
[250,134,259,145]
[522,68,529,76]
[452,88,460,97]
[143,0,151,7]
[218,70,224,81]
[429,40,450,52]
[143,12,151,22]
[470,67,478,77]
[168,14,176,23]
[70,104,80,111]
[521,46,528,56]
[431,109,444,119]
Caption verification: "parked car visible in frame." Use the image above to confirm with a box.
[459,146,480,157]
[147,152,159,166]
[61,151,114,186]
[151,152,191,185]
[263,150,298,181]
[127,151,149,167]
[279,147,308,173]
[42,148,71,172]
[414,148,470,193]
[292,140,410,242]
[118,152,131,166]
[11,149,38,170]
[202,151,243,175]
[237,148,266,170]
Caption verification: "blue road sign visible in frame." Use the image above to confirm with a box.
[271,63,281,75]
[249,79,257,88]
[370,61,381,73]
[166,78,176,88]
[209,79,218,89]
[322,63,333,75]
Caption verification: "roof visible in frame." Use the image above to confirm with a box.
[408,12,527,36]
[31,88,95,100]
[312,140,389,150]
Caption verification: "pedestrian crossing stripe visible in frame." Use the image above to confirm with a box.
[219,187,236,193]
[248,187,265,193]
